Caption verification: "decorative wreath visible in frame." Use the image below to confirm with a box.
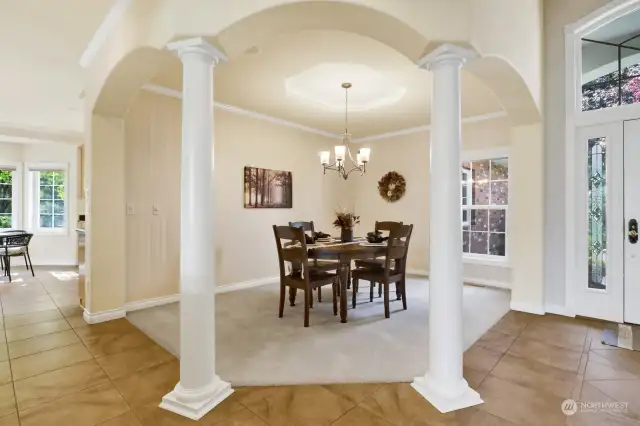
[378,171,406,202]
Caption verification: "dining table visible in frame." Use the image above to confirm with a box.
[305,238,387,323]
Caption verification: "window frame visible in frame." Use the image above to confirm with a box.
[461,148,509,266]
[26,162,69,236]
[0,162,22,230]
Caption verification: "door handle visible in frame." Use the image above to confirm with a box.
[629,219,638,244]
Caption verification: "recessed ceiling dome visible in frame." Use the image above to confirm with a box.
[285,63,406,111]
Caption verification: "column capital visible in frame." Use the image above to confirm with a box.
[167,37,227,65]
[417,44,477,71]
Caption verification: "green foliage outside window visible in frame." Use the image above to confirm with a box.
[39,171,65,228]
[0,170,12,228]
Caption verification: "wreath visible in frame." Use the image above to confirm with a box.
[378,171,406,202]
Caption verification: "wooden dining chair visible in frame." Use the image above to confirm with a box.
[273,225,338,327]
[354,221,403,298]
[351,224,413,317]
[289,220,338,302]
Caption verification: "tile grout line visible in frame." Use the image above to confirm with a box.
[65,312,139,426]
[0,278,24,426]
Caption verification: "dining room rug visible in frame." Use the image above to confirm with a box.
[127,276,510,386]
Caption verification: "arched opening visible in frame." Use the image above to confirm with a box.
[82,0,547,419]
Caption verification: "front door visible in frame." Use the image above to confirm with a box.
[576,123,624,322]
[624,119,640,325]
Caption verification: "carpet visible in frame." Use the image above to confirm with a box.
[127,277,510,386]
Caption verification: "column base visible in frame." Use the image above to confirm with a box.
[160,377,233,421]
[411,375,483,413]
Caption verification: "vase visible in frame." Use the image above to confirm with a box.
[340,228,353,243]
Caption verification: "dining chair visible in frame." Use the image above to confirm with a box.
[1,232,35,282]
[289,220,339,302]
[354,221,403,298]
[351,224,413,317]
[273,225,338,327]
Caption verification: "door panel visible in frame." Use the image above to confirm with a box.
[624,119,640,325]
[576,123,624,322]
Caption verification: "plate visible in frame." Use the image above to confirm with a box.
[360,242,387,247]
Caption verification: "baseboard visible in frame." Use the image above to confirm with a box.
[463,277,511,290]
[406,269,511,290]
[83,307,126,324]
[510,301,545,315]
[215,276,279,294]
[85,276,277,323]
[125,294,180,312]
[545,304,576,317]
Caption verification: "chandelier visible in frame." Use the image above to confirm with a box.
[319,83,370,180]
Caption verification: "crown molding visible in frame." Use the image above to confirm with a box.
[141,84,507,143]
[141,84,341,139]
[0,123,83,145]
[352,111,508,143]
[79,0,133,69]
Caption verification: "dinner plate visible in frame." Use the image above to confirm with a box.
[360,242,387,246]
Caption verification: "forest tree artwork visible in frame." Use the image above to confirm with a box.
[244,166,292,208]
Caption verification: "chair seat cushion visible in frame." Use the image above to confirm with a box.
[354,258,385,269]
[4,247,26,256]
[310,259,339,272]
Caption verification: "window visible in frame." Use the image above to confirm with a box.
[28,166,67,233]
[0,168,14,229]
[461,157,508,258]
[581,17,640,111]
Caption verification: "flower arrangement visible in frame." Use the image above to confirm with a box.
[332,210,360,230]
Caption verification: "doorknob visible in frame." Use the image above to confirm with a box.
[629,219,638,244]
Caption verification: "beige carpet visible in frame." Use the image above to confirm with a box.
[127,277,510,386]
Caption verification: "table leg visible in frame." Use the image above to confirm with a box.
[289,287,297,306]
[340,263,349,323]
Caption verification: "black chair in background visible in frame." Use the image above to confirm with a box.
[1,232,34,282]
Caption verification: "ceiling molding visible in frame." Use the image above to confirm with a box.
[352,111,508,143]
[79,0,133,69]
[0,123,83,145]
[141,84,507,143]
[141,84,342,139]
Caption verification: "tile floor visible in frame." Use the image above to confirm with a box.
[0,267,639,425]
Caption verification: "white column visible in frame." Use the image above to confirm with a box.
[412,44,483,413]
[160,37,232,421]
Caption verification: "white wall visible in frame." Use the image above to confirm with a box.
[352,117,513,287]
[543,0,610,308]
[0,141,79,266]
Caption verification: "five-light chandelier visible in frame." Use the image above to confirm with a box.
[319,83,370,180]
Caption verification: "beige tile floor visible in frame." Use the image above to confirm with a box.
[0,267,639,425]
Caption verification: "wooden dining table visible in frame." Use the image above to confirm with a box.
[307,239,387,323]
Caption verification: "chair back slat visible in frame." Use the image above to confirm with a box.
[273,225,309,281]
[384,225,413,271]
[1,232,32,248]
[375,221,403,233]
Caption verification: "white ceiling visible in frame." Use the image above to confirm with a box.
[0,0,114,136]
[152,30,505,137]
[0,5,505,140]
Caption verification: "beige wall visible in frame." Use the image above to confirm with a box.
[352,117,513,286]
[543,0,610,307]
[124,91,347,303]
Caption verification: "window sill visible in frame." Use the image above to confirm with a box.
[463,256,509,267]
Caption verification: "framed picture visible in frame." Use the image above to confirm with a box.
[244,166,292,208]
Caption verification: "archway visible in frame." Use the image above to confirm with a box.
[84,0,543,420]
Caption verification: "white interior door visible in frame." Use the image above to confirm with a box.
[575,123,624,322]
[624,119,640,325]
